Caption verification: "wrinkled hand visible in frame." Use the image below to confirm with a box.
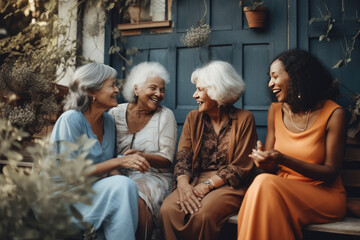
[193,183,210,199]
[124,148,143,156]
[249,140,281,171]
[118,153,150,173]
[176,178,202,215]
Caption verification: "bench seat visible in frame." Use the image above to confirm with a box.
[227,215,360,236]
[226,137,360,238]
[303,217,360,236]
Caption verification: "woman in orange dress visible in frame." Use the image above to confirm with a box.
[237,49,347,240]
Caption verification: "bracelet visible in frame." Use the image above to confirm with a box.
[208,178,216,189]
[203,179,213,191]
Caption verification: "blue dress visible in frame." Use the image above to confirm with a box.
[50,110,138,240]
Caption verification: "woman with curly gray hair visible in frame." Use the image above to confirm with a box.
[159,61,258,240]
[109,62,177,240]
[51,63,147,240]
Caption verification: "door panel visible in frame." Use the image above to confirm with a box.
[108,0,287,143]
[298,0,360,109]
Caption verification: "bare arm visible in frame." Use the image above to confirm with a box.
[252,107,346,183]
[250,105,278,173]
[89,153,150,176]
[124,149,171,168]
[264,104,275,151]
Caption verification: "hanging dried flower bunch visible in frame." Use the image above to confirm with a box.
[181,0,211,48]
[181,21,211,48]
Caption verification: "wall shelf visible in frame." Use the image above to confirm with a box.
[117,20,172,30]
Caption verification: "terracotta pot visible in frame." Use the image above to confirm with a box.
[243,6,267,28]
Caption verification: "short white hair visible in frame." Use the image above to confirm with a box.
[191,61,245,106]
[122,62,170,103]
[63,63,117,112]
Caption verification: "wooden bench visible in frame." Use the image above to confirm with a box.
[224,137,360,240]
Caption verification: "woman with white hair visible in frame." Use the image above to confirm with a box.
[109,62,177,240]
[158,61,258,240]
[50,63,146,240]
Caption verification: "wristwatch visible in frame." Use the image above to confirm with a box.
[203,179,214,191]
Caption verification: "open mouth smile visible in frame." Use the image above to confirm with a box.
[272,89,281,98]
[150,98,160,103]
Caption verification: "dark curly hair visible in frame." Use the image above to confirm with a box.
[273,49,339,113]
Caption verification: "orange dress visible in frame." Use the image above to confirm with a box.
[237,100,346,240]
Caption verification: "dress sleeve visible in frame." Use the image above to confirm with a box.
[174,149,193,181]
[157,108,177,162]
[216,112,258,188]
[173,112,194,182]
[50,111,86,156]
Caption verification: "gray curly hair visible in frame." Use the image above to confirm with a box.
[191,61,245,106]
[122,62,170,103]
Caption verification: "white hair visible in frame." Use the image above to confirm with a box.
[191,61,246,106]
[122,62,170,103]
[63,63,117,112]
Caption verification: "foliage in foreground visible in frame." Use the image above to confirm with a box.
[0,117,97,239]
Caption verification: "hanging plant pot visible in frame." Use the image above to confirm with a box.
[243,6,267,28]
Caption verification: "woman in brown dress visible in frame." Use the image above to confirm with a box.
[158,61,258,240]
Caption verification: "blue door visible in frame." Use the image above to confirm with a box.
[106,0,360,142]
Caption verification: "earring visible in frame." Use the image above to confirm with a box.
[92,97,96,104]
[297,94,301,99]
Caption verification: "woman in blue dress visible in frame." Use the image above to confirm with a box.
[50,63,148,240]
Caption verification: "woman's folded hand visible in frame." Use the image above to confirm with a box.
[117,154,150,173]
[249,140,282,172]
[176,177,202,215]
[193,183,210,199]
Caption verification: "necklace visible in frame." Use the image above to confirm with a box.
[289,109,311,131]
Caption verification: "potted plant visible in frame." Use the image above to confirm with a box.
[239,0,267,28]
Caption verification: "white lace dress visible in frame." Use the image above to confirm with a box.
[109,103,177,222]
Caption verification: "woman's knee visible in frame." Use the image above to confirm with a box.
[248,173,280,194]
[252,173,279,186]
[102,175,138,200]
[159,196,176,219]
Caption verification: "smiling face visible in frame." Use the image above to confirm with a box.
[91,77,119,110]
[135,75,165,111]
[268,59,291,102]
[193,80,218,114]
